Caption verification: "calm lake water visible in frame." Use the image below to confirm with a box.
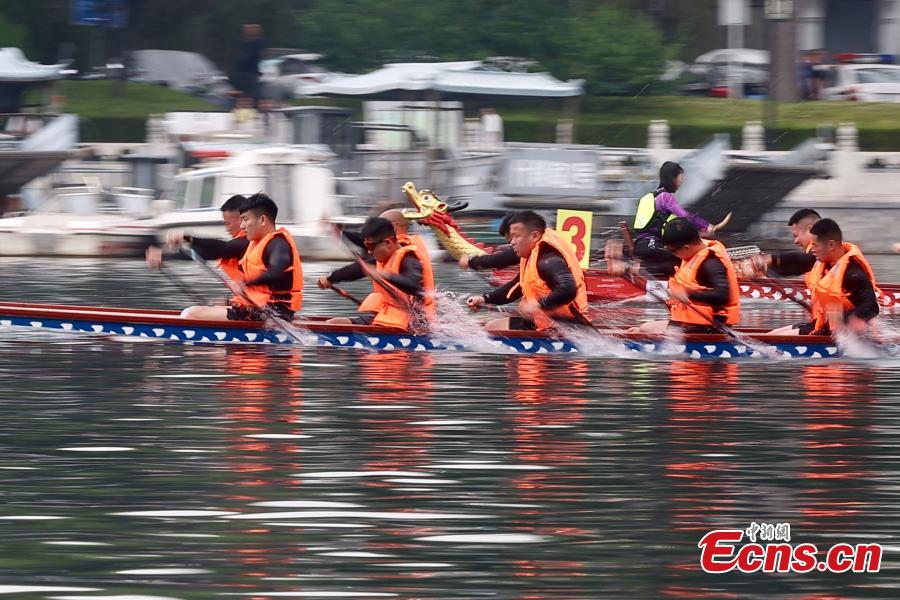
[2,256,900,599]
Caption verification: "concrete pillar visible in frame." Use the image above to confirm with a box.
[647,120,671,150]
[742,121,766,151]
[878,0,900,55]
[836,122,859,151]
[768,15,798,102]
[556,118,574,144]
[834,122,861,191]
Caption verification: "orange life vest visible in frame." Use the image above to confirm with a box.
[363,241,435,330]
[219,230,247,304]
[235,227,303,311]
[804,242,879,331]
[510,228,588,331]
[668,240,740,326]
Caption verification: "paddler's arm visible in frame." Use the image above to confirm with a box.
[843,261,879,322]
[244,236,292,287]
[466,246,518,270]
[535,248,577,310]
[384,253,424,297]
[186,236,249,261]
[767,250,817,277]
[688,255,730,306]
[483,275,521,305]
[656,191,711,231]
[326,256,374,284]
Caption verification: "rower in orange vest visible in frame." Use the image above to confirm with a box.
[632,218,740,334]
[319,209,435,322]
[739,208,821,335]
[325,216,435,330]
[175,193,303,321]
[466,210,588,332]
[795,218,879,335]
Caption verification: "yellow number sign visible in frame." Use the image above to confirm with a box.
[555,209,593,268]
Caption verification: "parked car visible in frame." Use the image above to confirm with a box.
[682,48,769,98]
[260,53,333,100]
[821,62,900,102]
[130,49,232,107]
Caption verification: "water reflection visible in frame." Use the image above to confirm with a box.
[3,260,900,597]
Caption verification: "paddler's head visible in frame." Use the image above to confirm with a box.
[659,161,684,193]
[809,218,844,264]
[507,210,546,259]
[498,212,514,242]
[379,209,409,236]
[662,218,704,261]
[787,208,821,249]
[361,217,401,263]
[220,195,246,238]
[240,193,278,241]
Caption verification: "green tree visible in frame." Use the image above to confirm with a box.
[0,12,29,54]
[560,5,668,95]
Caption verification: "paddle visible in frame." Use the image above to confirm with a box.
[331,225,427,324]
[621,269,778,356]
[158,264,208,305]
[331,285,362,306]
[183,245,309,345]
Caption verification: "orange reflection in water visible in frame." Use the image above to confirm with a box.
[504,356,591,587]
[217,346,306,580]
[359,351,435,475]
[796,363,875,528]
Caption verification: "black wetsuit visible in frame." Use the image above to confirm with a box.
[657,254,732,333]
[768,250,879,334]
[483,246,579,330]
[188,235,296,320]
[467,246,519,271]
[325,250,425,325]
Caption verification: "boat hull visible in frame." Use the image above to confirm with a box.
[491,269,900,307]
[0,301,870,359]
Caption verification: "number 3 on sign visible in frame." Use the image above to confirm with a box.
[556,209,593,268]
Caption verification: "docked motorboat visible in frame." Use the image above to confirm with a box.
[0,185,157,257]
[143,144,354,260]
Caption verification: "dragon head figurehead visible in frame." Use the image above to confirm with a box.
[401,181,468,236]
[400,181,492,258]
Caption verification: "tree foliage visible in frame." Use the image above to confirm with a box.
[4,0,671,96]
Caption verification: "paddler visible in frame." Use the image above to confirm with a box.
[739,208,821,335]
[319,209,433,305]
[466,210,588,332]
[778,218,879,336]
[627,161,731,277]
[325,216,435,330]
[146,194,247,281]
[166,193,303,321]
[632,218,740,334]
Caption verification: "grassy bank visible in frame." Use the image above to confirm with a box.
[54,81,900,149]
[50,81,216,142]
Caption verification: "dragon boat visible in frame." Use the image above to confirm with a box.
[399,183,900,308]
[0,300,892,359]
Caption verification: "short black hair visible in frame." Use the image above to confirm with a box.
[787,208,821,226]
[360,216,395,242]
[240,192,278,221]
[662,217,701,248]
[507,210,546,233]
[809,217,842,243]
[659,161,684,194]
[220,194,246,213]
[498,212,514,237]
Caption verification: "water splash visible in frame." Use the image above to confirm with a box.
[427,291,511,354]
